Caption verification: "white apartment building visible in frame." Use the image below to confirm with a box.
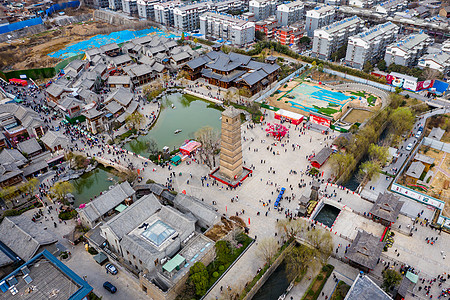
[174,2,209,32]
[212,0,243,13]
[108,0,122,11]
[348,0,375,8]
[305,6,335,37]
[276,0,304,27]
[345,22,399,70]
[200,12,255,46]
[384,33,432,67]
[418,52,450,73]
[137,0,159,20]
[154,0,181,27]
[312,16,362,60]
[375,0,407,15]
[122,0,138,15]
[249,0,277,21]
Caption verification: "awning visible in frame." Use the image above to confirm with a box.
[406,271,418,283]
[171,156,181,163]
[115,204,127,213]
[93,252,108,265]
[163,254,186,273]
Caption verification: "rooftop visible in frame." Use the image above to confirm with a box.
[320,16,361,34]
[346,230,383,270]
[428,127,445,140]
[369,192,404,223]
[405,161,425,179]
[388,32,430,52]
[345,274,392,300]
[354,22,398,42]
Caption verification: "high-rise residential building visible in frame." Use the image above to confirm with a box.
[255,17,278,39]
[312,16,362,60]
[418,52,450,73]
[305,6,335,37]
[108,0,122,11]
[122,0,138,15]
[84,0,109,9]
[212,0,243,13]
[275,23,304,51]
[276,0,304,27]
[137,0,159,20]
[154,0,181,27]
[384,33,432,67]
[200,12,255,46]
[345,22,399,70]
[173,2,209,32]
[249,0,277,21]
[348,0,374,8]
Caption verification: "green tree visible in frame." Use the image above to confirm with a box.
[378,59,387,71]
[330,44,347,62]
[125,111,145,130]
[181,32,185,41]
[189,262,209,296]
[146,138,159,156]
[193,37,198,44]
[50,181,74,202]
[224,90,237,105]
[363,61,374,73]
[255,30,266,41]
[358,160,381,183]
[300,36,311,45]
[311,61,317,71]
[389,107,414,137]
[381,269,402,292]
[329,153,355,179]
[239,87,252,98]
[368,144,389,166]
[318,63,324,72]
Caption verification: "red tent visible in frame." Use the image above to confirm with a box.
[9,78,27,86]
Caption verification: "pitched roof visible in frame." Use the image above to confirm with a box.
[105,87,134,107]
[172,51,191,62]
[311,147,333,165]
[173,193,219,227]
[0,216,57,261]
[428,127,445,141]
[77,181,135,224]
[111,54,132,66]
[346,230,383,270]
[46,83,70,98]
[345,274,392,300]
[22,159,48,177]
[40,130,69,149]
[0,149,27,166]
[405,161,425,179]
[414,153,435,165]
[108,76,131,85]
[369,192,404,223]
[105,101,123,114]
[17,138,42,155]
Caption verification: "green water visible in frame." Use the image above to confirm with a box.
[124,93,222,156]
[70,165,120,207]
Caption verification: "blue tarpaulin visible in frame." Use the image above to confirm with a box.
[0,17,43,35]
[46,1,80,16]
[432,80,449,94]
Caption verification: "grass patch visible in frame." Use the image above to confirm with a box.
[331,281,350,300]
[328,103,340,107]
[115,128,137,143]
[368,95,377,106]
[301,264,335,300]
[351,91,366,97]
[313,105,338,116]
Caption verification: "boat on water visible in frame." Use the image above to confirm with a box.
[107,177,114,181]
[174,129,182,134]
[171,104,176,109]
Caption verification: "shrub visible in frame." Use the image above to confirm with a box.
[59,210,77,220]
[3,210,20,217]
[146,179,155,184]
[88,247,98,255]
[317,274,324,281]
[213,272,219,278]
[308,290,314,296]
[60,252,69,259]
[219,265,225,271]
[405,94,410,99]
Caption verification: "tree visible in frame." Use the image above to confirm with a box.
[311,61,317,71]
[224,90,237,105]
[305,229,333,264]
[300,36,311,45]
[256,237,279,265]
[238,87,252,98]
[318,63,324,72]
[389,107,414,137]
[194,126,220,169]
[125,111,145,130]
[189,262,209,296]
[381,269,402,293]
[422,67,443,80]
[358,160,381,183]
[286,245,319,282]
[330,44,347,62]
[146,138,159,156]
[193,37,198,44]
[255,30,266,41]
[50,181,74,202]
[363,61,374,73]
[22,178,39,195]
[181,32,185,41]
[368,144,389,166]
[378,59,387,71]
[329,153,354,178]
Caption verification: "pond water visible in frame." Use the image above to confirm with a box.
[70,165,119,207]
[253,261,290,300]
[313,204,341,228]
[124,93,222,157]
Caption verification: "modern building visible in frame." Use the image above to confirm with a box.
[122,0,138,15]
[312,16,362,60]
[0,250,93,300]
[345,22,399,70]
[418,52,450,74]
[348,0,374,7]
[305,6,335,37]
[108,0,122,11]
[173,2,209,32]
[210,0,243,13]
[276,0,304,27]
[275,24,304,51]
[200,12,255,46]
[255,16,278,39]
[154,0,181,27]
[137,0,159,20]
[384,33,432,67]
[249,0,277,21]
[84,0,109,9]
[375,0,407,15]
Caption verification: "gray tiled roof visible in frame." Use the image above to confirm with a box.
[22,159,48,177]
[108,76,131,85]
[106,87,134,107]
[78,181,135,224]
[173,194,219,228]
[428,127,445,141]
[17,138,42,155]
[311,147,333,165]
[0,216,57,261]
[405,161,425,179]
[345,274,392,300]
[102,194,162,239]
[369,192,404,223]
[105,101,123,114]
[346,230,383,270]
[40,130,69,149]
[414,153,434,165]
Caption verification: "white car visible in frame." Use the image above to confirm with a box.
[406,143,413,151]
[415,130,422,138]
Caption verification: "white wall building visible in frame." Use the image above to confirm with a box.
[276,0,304,27]
[154,0,181,27]
[384,33,432,67]
[200,12,255,46]
[305,6,335,37]
[345,22,399,70]
[249,0,277,21]
[375,0,407,15]
[137,0,159,20]
[174,2,209,32]
[418,52,450,73]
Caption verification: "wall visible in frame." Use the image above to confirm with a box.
[0,18,43,35]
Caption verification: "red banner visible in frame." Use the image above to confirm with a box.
[310,113,331,128]
[416,80,434,91]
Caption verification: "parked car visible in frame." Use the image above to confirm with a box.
[103,281,117,293]
[105,263,118,275]
[406,143,413,151]
[415,130,422,138]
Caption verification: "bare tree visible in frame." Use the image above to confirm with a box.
[195,126,220,169]
[256,237,279,265]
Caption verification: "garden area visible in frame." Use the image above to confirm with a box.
[179,233,253,299]
[301,264,335,300]
[330,280,350,300]
[350,91,377,107]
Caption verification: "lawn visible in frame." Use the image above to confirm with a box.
[313,105,338,116]
[330,281,350,300]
